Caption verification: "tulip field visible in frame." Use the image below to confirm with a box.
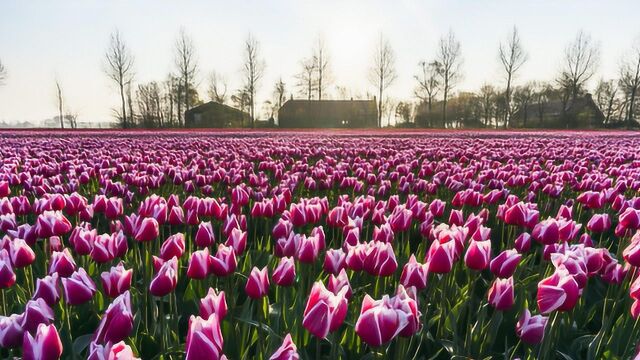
[2,130,640,359]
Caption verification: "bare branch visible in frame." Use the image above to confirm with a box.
[242,33,266,127]
[369,33,397,127]
[104,30,135,128]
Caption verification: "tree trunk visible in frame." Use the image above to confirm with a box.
[119,84,127,128]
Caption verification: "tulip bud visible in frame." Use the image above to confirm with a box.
[327,269,352,299]
[537,269,580,314]
[93,291,134,345]
[0,313,24,348]
[36,210,72,238]
[363,241,398,277]
[150,257,178,297]
[323,248,346,275]
[62,268,97,305]
[226,228,247,255]
[0,249,16,289]
[488,277,515,311]
[586,213,611,233]
[100,262,132,298]
[9,239,36,268]
[88,341,140,360]
[272,257,296,287]
[269,333,299,360]
[245,267,270,299]
[22,323,63,360]
[354,294,410,347]
[187,249,210,280]
[489,249,521,278]
[195,221,215,248]
[426,240,456,274]
[302,281,348,338]
[514,232,532,253]
[464,240,491,271]
[160,233,186,260]
[21,298,55,333]
[200,288,227,320]
[32,273,60,306]
[185,314,225,360]
[48,249,77,278]
[134,217,159,242]
[515,309,548,344]
[399,254,428,291]
[209,244,237,277]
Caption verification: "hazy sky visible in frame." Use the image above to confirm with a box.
[1,0,639,124]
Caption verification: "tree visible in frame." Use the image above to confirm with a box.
[435,30,463,127]
[499,26,528,128]
[0,59,6,86]
[619,38,640,128]
[513,83,534,127]
[208,71,228,104]
[105,30,135,128]
[296,58,317,100]
[414,60,440,114]
[478,84,497,127]
[174,28,198,127]
[594,79,619,125]
[313,37,330,101]
[369,34,397,128]
[395,102,413,125]
[55,79,64,129]
[231,88,251,127]
[559,30,599,102]
[273,78,286,111]
[242,34,265,127]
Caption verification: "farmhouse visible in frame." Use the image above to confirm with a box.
[278,99,378,128]
[510,94,604,129]
[184,101,250,128]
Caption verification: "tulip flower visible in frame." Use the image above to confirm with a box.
[490,249,521,278]
[426,239,456,274]
[532,217,560,245]
[134,217,159,242]
[195,221,215,248]
[323,248,346,275]
[20,298,55,334]
[327,269,352,299]
[22,323,63,360]
[624,233,640,267]
[0,249,16,288]
[619,207,640,230]
[587,213,611,233]
[269,333,298,360]
[36,210,72,238]
[185,314,225,360]
[245,266,270,299]
[168,206,185,226]
[226,228,247,255]
[200,288,228,320]
[150,257,178,297]
[209,244,237,277]
[69,226,95,255]
[272,256,296,287]
[62,268,97,305]
[514,232,532,253]
[32,273,60,306]
[355,294,410,347]
[275,233,301,258]
[399,254,428,291]
[537,269,580,314]
[88,341,140,360]
[104,197,123,220]
[488,277,515,311]
[100,262,133,298]
[363,241,398,277]
[187,249,210,280]
[0,313,25,348]
[464,240,491,271]
[296,234,321,264]
[9,238,36,268]
[93,291,134,345]
[91,234,116,264]
[160,233,186,260]
[272,219,293,240]
[302,281,348,338]
[515,309,548,344]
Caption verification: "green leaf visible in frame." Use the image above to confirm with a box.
[72,334,93,355]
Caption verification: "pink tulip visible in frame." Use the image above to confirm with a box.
[426,239,456,274]
[160,233,186,261]
[296,234,321,264]
[619,207,640,230]
[0,313,25,348]
[226,228,247,255]
[399,254,428,291]
[354,294,410,347]
[272,256,296,287]
[187,249,211,280]
[195,221,215,248]
[22,323,63,360]
[464,240,491,271]
[323,248,346,275]
[88,341,140,360]
[209,244,237,277]
[488,277,515,311]
[168,206,185,225]
[490,249,521,278]
[9,238,36,268]
[185,314,225,360]
[363,241,398,277]
[32,273,60,305]
[150,256,178,297]
[134,217,159,242]
[269,333,298,360]
[537,269,580,314]
[21,298,55,333]
[429,199,445,217]
[624,232,640,267]
[532,218,559,245]
[327,269,352,299]
[200,288,227,320]
[515,309,548,344]
[514,232,532,253]
[62,268,97,305]
[245,266,270,299]
[93,291,134,345]
[36,210,72,238]
[100,262,133,298]
[587,213,611,233]
[104,197,123,220]
[302,281,348,338]
[272,219,293,240]
[91,234,116,264]
[69,226,96,255]
[0,249,16,288]
[48,249,77,277]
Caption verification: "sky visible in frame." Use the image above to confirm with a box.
[1,0,639,124]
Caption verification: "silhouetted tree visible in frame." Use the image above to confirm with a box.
[105,30,135,128]
[208,71,228,104]
[0,59,6,86]
[242,34,265,127]
[414,60,440,116]
[435,30,463,127]
[369,34,397,128]
[513,83,534,127]
[594,79,619,125]
[313,37,330,101]
[478,84,497,127]
[499,26,528,128]
[619,38,640,128]
[559,30,599,102]
[174,28,198,127]
[231,88,251,127]
[296,58,317,100]
[273,78,286,111]
[55,79,64,129]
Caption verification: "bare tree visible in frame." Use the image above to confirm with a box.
[478,84,497,128]
[594,79,619,125]
[513,83,534,127]
[0,59,6,86]
[313,37,330,101]
[559,30,600,102]
[619,38,640,128]
[435,30,463,127]
[296,58,317,100]
[273,78,286,110]
[414,60,440,113]
[174,28,198,127]
[55,79,64,129]
[369,34,397,128]
[499,26,528,128]
[208,71,228,104]
[242,34,266,127]
[105,30,135,128]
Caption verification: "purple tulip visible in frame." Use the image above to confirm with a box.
[245,266,270,299]
[93,291,134,345]
[200,288,227,320]
[62,268,97,305]
[22,323,63,360]
[185,314,225,360]
[100,262,132,298]
[150,256,178,297]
